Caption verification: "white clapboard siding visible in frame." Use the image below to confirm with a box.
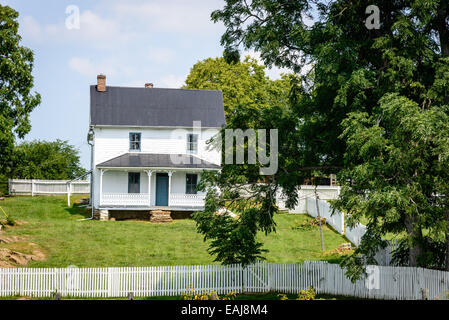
[1,262,448,299]
[8,179,90,196]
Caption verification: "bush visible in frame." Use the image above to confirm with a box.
[277,286,316,300]
[182,287,236,300]
[297,286,316,300]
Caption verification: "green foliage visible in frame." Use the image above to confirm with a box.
[0,5,41,175]
[277,286,316,300]
[9,139,86,180]
[193,206,268,265]
[335,93,449,277]
[0,205,15,227]
[297,286,316,300]
[184,55,291,120]
[182,287,237,300]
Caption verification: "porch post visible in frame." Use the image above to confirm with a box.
[146,170,152,206]
[99,169,105,206]
[168,171,173,207]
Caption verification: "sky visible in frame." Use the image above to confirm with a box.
[3,0,288,169]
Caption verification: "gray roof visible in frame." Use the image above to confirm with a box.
[90,86,226,127]
[97,153,221,169]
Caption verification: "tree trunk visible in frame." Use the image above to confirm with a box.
[436,3,449,57]
[404,215,423,267]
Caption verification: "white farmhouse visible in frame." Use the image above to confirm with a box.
[88,75,225,220]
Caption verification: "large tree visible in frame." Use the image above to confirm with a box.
[0,5,41,175]
[184,56,291,121]
[197,0,449,275]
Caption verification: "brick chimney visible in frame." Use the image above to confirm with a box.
[97,74,106,92]
[145,83,154,88]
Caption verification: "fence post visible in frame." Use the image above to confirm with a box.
[31,179,34,197]
[67,183,71,207]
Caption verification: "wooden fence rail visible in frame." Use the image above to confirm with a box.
[1,262,448,299]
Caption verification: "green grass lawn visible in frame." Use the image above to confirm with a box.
[0,196,350,268]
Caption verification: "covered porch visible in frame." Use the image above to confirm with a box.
[98,169,206,210]
[96,153,220,210]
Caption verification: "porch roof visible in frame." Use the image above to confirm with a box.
[97,153,220,170]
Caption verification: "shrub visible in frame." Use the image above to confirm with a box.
[182,287,236,300]
[297,286,316,300]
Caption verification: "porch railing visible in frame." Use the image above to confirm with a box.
[100,193,150,206]
[100,193,205,207]
[170,193,205,207]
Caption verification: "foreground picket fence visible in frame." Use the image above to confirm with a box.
[1,262,448,299]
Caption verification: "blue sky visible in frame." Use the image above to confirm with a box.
[3,0,287,169]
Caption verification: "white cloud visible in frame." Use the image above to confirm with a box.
[68,57,136,79]
[21,10,134,49]
[111,0,224,35]
[159,74,186,88]
[148,47,176,64]
[21,16,43,42]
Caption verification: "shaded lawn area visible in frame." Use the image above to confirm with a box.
[0,196,350,268]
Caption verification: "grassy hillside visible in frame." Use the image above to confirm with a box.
[0,196,350,267]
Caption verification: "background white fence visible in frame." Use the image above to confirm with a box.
[276,185,340,213]
[345,222,368,247]
[306,197,345,234]
[8,179,90,196]
[277,190,400,265]
[1,261,448,300]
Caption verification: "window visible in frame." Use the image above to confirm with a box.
[186,174,198,194]
[129,132,141,151]
[128,172,140,193]
[186,134,198,154]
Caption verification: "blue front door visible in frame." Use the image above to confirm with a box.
[155,173,169,206]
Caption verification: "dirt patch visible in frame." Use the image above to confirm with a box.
[75,198,90,205]
[0,235,27,244]
[0,247,46,268]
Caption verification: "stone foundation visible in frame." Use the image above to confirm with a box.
[170,211,193,219]
[93,209,109,221]
[109,210,151,221]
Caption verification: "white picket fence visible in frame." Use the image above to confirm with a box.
[1,261,448,299]
[300,197,398,266]
[345,222,368,247]
[276,185,340,213]
[8,179,90,196]
[306,197,345,234]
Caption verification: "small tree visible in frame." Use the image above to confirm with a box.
[0,5,41,176]
[10,140,86,180]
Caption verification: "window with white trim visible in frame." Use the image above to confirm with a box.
[186,174,198,194]
[186,134,198,154]
[129,132,141,151]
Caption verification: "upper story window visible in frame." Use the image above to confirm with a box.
[187,134,198,154]
[129,132,141,151]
